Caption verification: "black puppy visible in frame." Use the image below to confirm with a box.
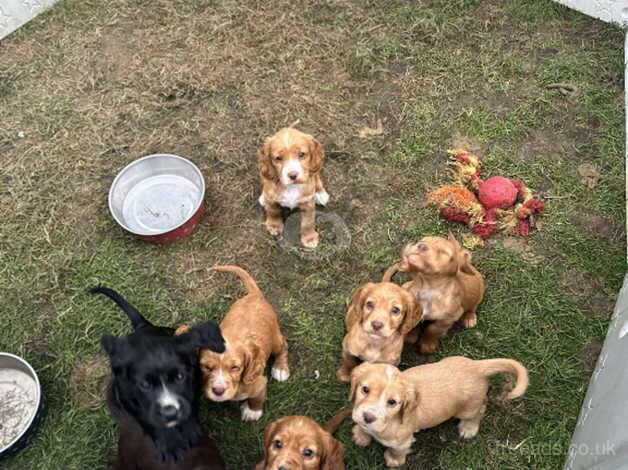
[92,287,226,469]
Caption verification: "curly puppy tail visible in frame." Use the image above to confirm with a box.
[477,358,529,400]
[211,265,261,295]
[381,263,400,282]
[322,408,353,434]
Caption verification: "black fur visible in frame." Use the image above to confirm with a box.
[93,287,226,468]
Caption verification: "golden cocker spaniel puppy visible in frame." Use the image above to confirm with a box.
[255,409,351,470]
[383,233,485,354]
[350,358,528,467]
[336,282,422,383]
[257,127,329,248]
[176,265,289,421]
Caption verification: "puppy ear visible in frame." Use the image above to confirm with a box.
[321,434,345,470]
[345,283,374,331]
[398,244,414,272]
[308,137,324,174]
[458,248,475,275]
[176,322,225,354]
[349,362,369,402]
[243,343,265,385]
[399,290,422,335]
[258,138,278,182]
[260,418,280,463]
[401,386,420,424]
[101,334,129,369]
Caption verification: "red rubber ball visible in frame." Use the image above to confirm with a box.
[478,176,517,209]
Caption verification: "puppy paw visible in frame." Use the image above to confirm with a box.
[314,191,329,206]
[384,449,407,467]
[336,368,351,383]
[271,367,290,381]
[301,231,320,248]
[240,402,263,422]
[461,313,477,329]
[458,420,480,439]
[352,425,372,447]
[258,194,266,207]
[266,219,284,236]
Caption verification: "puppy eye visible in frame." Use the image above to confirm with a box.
[275,155,283,161]
[175,372,185,383]
[390,307,400,315]
[361,385,369,395]
[303,448,314,458]
[418,243,428,252]
[298,151,306,159]
[273,439,282,449]
[230,365,240,372]
[139,379,151,391]
[387,398,397,406]
[365,301,374,309]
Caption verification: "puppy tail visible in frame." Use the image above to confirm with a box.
[211,265,261,295]
[477,358,529,400]
[381,263,399,282]
[89,286,150,329]
[322,408,352,434]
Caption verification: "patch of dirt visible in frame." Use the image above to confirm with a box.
[501,237,545,264]
[451,133,485,154]
[560,267,615,318]
[516,127,570,163]
[577,163,601,189]
[68,355,110,410]
[580,339,603,374]
[572,210,618,242]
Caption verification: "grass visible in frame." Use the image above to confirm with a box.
[0,0,625,468]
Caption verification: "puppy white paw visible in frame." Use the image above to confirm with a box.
[271,367,290,382]
[314,191,329,206]
[258,194,266,207]
[384,449,407,467]
[240,402,263,421]
[458,420,479,439]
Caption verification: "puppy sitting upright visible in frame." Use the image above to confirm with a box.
[257,126,329,248]
[179,265,289,421]
[91,287,226,469]
[350,358,528,467]
[336,282,422,383]
[384,233,484,354]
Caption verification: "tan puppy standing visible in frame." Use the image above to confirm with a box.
[255,409,352,470]
[383,233,484,354]
[176,265,289,422]
[258,126,329,248]
[349,358,528,467]
[336,282,422,383]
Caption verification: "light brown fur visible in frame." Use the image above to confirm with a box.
[336,282,422,383]
[349,358,528,467]
[258,126,328,248]
[176,265,289,422]
[383,233,485,354]
[255,409,351,470]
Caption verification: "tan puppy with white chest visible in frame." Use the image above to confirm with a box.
[177,265,289,422]
[383,233,484,354]
[350,358,528,467]
[258,126,329,248]
[336,282,422,383]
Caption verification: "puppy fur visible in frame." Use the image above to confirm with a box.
[255,409,351,470]
[92,287,226,469]
[336,282,422,383]
[257,126,328,248]
[383,233,485,354]
[349,358,528,467]
[177,265,289,422]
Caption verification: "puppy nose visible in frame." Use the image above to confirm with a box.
[371,321,384,331]
[278,466,291,470]
[160,405,178,420]
[212,386,225,396]
[418,243,428,252]
[363,412,376,424]
[287,171,298,181]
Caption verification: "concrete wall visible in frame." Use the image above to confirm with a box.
[0,0,59,40]
[553,0,628,27]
